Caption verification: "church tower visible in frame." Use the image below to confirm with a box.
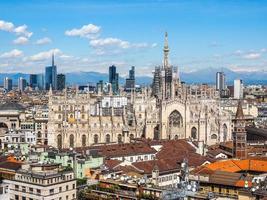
[232,100,247,159]
[163,32,172,99]
[163,32,170,69]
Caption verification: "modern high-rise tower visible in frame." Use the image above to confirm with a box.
[45,53,57,90]
[57,74,66,91]
[109,65,119,94]
[125,66,135,92]
[216,72,226,97]
[4,77,12,92]
[18,77,27,92]
[234,79,243,99]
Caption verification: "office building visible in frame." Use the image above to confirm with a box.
[30,74,44,90]
[57,74,66,90]
[45,53,57,90]
[3,77,12,92]
[6,163,76,200]
[125,66,135,92]
[109,65,119,94]
[216,72,226,97]
[234,79,243,99]
[18,77,27,92]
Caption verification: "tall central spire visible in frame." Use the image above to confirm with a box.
[163,32,170,69]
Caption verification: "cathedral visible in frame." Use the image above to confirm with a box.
[47,33,233,149]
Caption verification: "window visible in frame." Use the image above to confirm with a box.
[73,183,75,189]
[37,189,41,195]
[29,187,33,194]
[15,185,19,191]
[22,197,26,200]
[66,195,69,200]
[59,187,62,192]
[15,195,19,200]
[50,189,54,194]
[22,186,26,192]
[66,185,69,191]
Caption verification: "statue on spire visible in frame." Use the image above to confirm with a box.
[163,32,170,69]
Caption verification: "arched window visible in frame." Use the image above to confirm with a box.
[106,134,111,143]
[191,127,197,139]
[82,135,86,147]
[37,131,42,138]
[58,106,61,111]
[174,135,178,140]
[57,134,62,149]
[153,125,160,140]
[118,134,122,143]
[94,134,98,144]
[69,134,74,148]
[58,115,61,120]
[223,124,228,142]
[211,134,217,140]
[168,110,183,128]
[130,134,134,140]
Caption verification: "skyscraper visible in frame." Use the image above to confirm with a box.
[18,77,27,92]
[125,66,135,92]
[216,72,226,97]
[234,79,243,99]
[57,74,66,90]
[4,77,12,91]
[30,74,44,90]
[109,65,119,94]
[45,53,57,90]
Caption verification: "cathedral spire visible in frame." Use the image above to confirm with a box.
[163,32,170,69]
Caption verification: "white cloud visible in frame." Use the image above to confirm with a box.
[13,24,33,37]
[13,36,29,45]
[35,37,52,45]
[243,53,261,60]
[90,37,130,49]
[0,49,23,58]
[0,20,14,32]
[65,24,101,37]
[27,49,62,62]
[0,19,32,38]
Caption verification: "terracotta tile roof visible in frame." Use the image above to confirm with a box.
[0,161,22,171]
[97,143,157,158]
[200,159,267,173]
[132,158,179,175]
[104,159,122,170]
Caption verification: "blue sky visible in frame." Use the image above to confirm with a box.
[0,0,267,76]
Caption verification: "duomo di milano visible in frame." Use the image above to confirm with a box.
[48,33,233,149]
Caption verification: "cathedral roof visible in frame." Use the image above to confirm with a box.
[0,102,25,111]
[235,100,244,119]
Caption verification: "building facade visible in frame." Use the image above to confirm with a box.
[47,33,234,149]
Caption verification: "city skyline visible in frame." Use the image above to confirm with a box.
[0,0,267,76]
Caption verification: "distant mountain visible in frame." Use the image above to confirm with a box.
[180,67,267,85]
[0,68,267,86]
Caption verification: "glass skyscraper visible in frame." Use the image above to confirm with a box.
[45,54,57,90]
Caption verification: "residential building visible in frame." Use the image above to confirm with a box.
[6,163,76,200]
